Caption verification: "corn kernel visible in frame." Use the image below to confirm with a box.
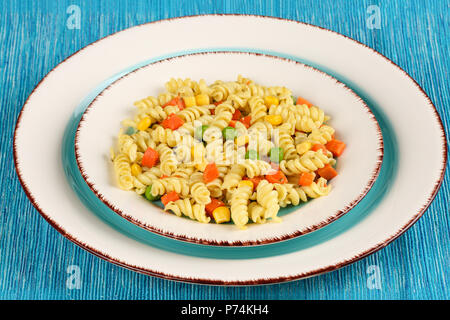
[191,143,206,159]
[236,134,250,146]
[264,114,283,125]
[195,94,210,106]
[239,180,253,189]
[296,141,312,155]
[183,96,196,108]
[192,144,207,170]
[131,163,142,176]
[264,95,279,107]
[212,206,231,224]
[137,117,151,131]
[195,161,207,171]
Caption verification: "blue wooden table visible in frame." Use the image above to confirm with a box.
[1,0,448,300]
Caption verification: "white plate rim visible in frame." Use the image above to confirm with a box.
[74,50,384,246]
[13,14,447,285]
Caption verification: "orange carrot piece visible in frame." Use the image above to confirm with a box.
[161,113,185,130]
[298,172,314,186]
[311,143,328,155]
[326,139,346,157]
[203,163,219,183]
[232,109,242,120]
[228,120,236,128]
[162,96,185,110]
[141,147,159,168]
[317,164,338,180]
[249,176,263,190]
[161,191,179,206]
[239,115,252,129]
[266,170,288,184]
[205,198,225,216]
[296,96,313,107]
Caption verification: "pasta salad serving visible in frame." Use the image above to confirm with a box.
[110,76,346,229]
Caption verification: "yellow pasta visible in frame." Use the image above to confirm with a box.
[279,150,330,175]
[111,76,344,229]
[164,199,210,223]
[230,183,253,229]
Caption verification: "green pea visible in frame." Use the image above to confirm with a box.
[269,147,284,163]
[125,126,137,135]
[144,185,160,201]
[245,149,260,160]
[222,126,237,140]
[292,96,296,105]
[195,125,209,141]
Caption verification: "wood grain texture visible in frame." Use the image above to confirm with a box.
[0,0,448,299]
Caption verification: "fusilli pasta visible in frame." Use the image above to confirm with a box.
[111,76,345,229]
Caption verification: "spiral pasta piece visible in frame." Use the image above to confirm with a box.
[248,201,266,224]
[210,80,242,102]
[307,125,335,145]
[133,167,162,194]
[222,164,245,191]
[274,183,302,207]
[117,133,138,162]
[256,180,280,221]
[165,78,200,96]
[187,172,211,204]
[268,104,297,134]
[171,166,195,180]
[133,96,159,113]
[264,86,292,99]
[151,177,190,197]
[180,115,213,136]
[295,104,326,127]
[230,183,253,229]
[157,92,176,106]
[177,105,211,123]
[210,102,235,129]
[241,159,272,178]
[203,126,223,143]
[279,150,330,175]
[293,115,319,132]
[295,177,331,200]
[156,144,178,175]
[113,154,133,190]
[228,91,250,110]
[190,182,211,205]
[277,127,297,160]
[145,105,168,124]
[205,178,223,198]
[150,125,182,147]
[131,130,156,152]
[248,121,273,139]
[248,96,267,124]
[164,199,210,223]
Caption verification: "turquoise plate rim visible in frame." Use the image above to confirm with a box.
[73,50,384,246]
[62,47,398,259]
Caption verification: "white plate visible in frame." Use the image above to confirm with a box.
[75,51,383,245]
[14,15,447,284]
